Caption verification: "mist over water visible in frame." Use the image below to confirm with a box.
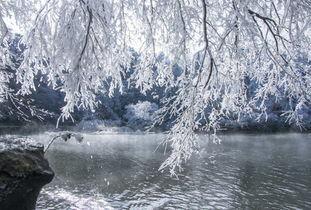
[32,133,311,209]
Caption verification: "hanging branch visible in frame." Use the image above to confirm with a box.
[75,3,93,71]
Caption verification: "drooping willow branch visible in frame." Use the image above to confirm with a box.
[44,132,83,153]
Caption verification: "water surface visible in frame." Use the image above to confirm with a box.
[32,133,311,209]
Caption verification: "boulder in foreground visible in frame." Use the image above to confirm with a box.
[0,137,54,210]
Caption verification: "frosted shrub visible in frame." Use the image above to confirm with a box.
[124,101,158,128]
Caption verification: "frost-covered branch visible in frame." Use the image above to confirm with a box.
[0,0,310,173]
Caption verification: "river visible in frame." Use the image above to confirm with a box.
[30,132,311,209]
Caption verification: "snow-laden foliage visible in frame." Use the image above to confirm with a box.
[0,36,55,122]
[0,0,310,173]
[124,101,158,128]
[0,39,12,102]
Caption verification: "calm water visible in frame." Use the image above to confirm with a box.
[31,133,311,209]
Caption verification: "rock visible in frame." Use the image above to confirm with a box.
[0,137,54,210]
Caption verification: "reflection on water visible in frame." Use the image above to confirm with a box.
[33,133,311,209]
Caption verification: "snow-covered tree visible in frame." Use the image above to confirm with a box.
[124,101,158,128]
[0,0,310,173]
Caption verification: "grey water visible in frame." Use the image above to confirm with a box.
[32,133,311,209]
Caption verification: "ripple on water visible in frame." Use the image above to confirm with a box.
[35,133,311,209]
[37,188,114,210]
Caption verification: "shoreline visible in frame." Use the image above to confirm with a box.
[0,122,310,136]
